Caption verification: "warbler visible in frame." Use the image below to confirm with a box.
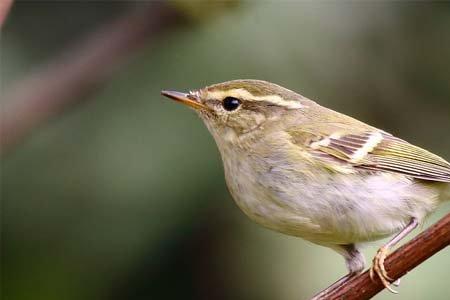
[161,80,450,295]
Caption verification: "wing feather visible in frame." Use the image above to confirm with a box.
[302,129,450,182]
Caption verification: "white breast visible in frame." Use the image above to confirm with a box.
[220,145,440,246]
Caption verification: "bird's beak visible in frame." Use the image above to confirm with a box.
[161,90,206,110]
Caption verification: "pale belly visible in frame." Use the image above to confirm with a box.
[223,156,440,246]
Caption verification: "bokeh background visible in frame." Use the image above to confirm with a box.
[2,1,450,300]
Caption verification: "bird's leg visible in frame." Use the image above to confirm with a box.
[370,217,418,293]
[310,244,364,300]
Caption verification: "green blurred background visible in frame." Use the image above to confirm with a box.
[2,1,450,300]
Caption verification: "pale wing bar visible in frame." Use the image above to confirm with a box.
[361,135,450,182]
[310,131,450,182]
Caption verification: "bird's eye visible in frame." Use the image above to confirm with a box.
[222,97,241,111]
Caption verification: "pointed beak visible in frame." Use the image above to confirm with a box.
[161,90,206,110]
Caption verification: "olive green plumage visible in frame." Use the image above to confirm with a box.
[162,79,449,295]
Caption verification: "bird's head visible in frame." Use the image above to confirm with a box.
[162,79,313,144]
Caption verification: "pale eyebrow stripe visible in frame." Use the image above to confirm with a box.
[207,88,303,109]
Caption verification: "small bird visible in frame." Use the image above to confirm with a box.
[162,80,450,295]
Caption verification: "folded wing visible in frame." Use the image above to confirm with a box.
[300,128,450,182]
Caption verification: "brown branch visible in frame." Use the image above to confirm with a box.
[0,0,13,28]
[0,2,182,153]
[314,213,450,300]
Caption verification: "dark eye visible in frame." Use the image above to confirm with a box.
[222,97,241,111]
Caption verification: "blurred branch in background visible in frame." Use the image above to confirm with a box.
[314,213,450,300]
[0,2,182,153]
[0,0,13,28]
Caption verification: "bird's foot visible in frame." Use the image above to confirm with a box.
[369,246,398,294]
[392,278,401,287]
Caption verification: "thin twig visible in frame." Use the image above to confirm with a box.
[0,0,13,28]
[313,213,450,299]
[0,2,182,153]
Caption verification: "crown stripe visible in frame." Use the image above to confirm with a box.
[207,88,303,109]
